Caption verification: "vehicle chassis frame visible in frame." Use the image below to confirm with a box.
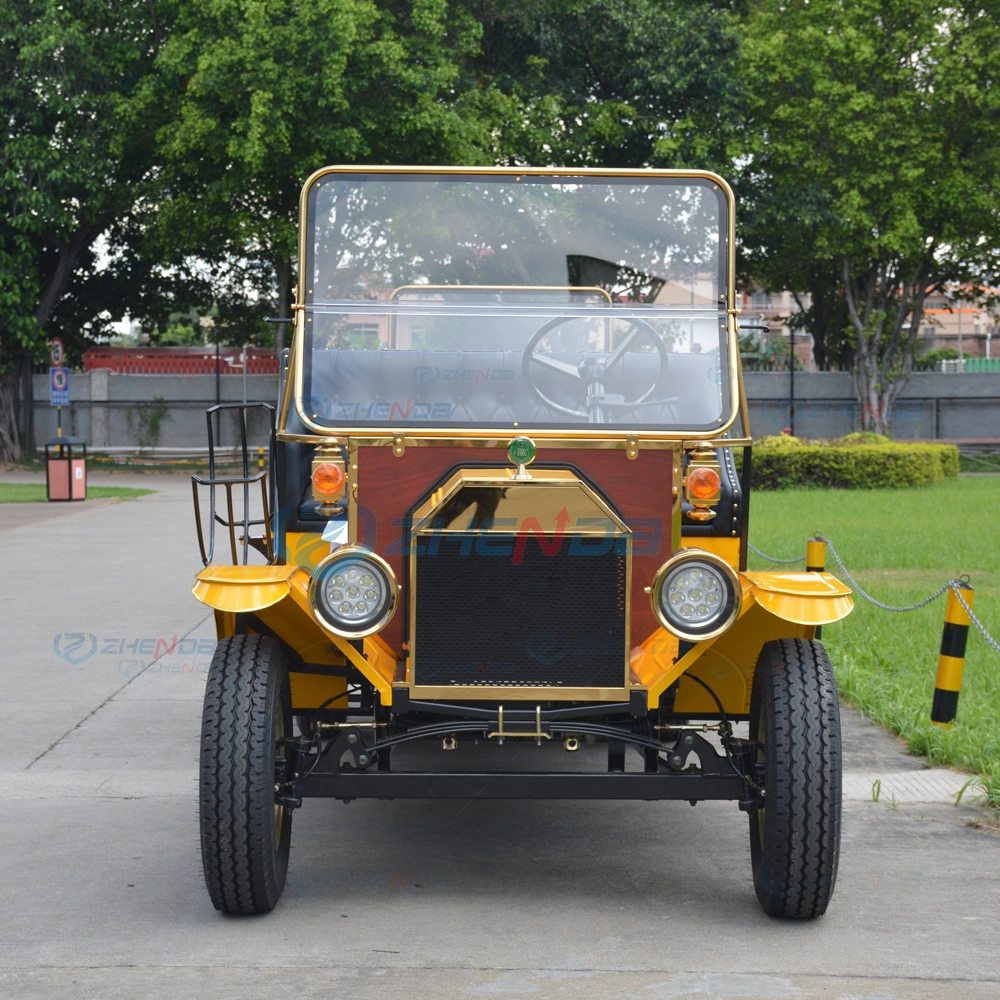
[278,718,756,806]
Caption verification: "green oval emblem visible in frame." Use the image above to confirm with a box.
[507,436,536,467]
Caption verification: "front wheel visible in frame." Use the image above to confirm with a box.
[199,634,293,914]
[749,638,842,919]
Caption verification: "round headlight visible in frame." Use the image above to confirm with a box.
[650,549,741,642]
[309,546,398,637]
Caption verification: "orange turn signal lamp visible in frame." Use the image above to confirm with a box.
[312,462,345,496]
[684,444,722,523]
[687,466,721,500]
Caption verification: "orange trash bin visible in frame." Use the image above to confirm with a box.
[45,436,87,501]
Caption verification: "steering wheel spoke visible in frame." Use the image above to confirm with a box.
[603,329,639,372]
[521,315,669,424]
[528,352,583,379]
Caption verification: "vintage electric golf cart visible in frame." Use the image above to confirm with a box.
[191,167,852,918]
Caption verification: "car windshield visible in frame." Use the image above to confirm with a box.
[300,171,731,432]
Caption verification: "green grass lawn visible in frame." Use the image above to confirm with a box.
[0,483,154,502]
[748,476,1000,807]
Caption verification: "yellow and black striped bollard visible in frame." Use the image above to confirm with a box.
[806,539,826,639]
[931,583,974,726]
[258,446,265,470]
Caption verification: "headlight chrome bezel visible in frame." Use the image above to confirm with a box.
[650,548,742,642]
[308,545,398,638]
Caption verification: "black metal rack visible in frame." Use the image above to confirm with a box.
[192,402,277,565]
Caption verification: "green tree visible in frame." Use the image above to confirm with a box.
[0,0,197,459]
[150,319,203,347]
[740,0,1000,432]
[473,0,743,170]
[144,0,745,354]
[0,0,750,463]
[143,0,502,354]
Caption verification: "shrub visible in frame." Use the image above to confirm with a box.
[755,434,808,448]
[914,347,959,372]
[752,438,960,489]
[832,431,891,446]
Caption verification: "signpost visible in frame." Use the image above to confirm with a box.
[49,338,69,437]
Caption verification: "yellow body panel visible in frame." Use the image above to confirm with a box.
[193,563,850,717]
[284,530,330,570]
[289,672,348,710]
[672,603,813,715]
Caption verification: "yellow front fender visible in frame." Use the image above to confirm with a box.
[192,564,399,706]
[633,571,852,711]
[192,564,300,613]
[743,571,853,626]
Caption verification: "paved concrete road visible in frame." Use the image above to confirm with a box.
[1,472,998,1000]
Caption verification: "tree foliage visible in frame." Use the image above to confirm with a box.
[471,0,743,169]
[142,0,504,350]
[739,0,1000,431]
[141,0,744,350]
[0,0,204,457]
[3,0,1000,456]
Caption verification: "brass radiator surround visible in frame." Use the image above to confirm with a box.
[406,467,634,701]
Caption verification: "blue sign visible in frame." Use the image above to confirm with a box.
[50,367,70,406]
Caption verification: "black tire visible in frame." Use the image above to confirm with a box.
[199,634,293,915]
[749,638,842,919]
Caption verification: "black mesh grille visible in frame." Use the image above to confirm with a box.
[413,534,627,687]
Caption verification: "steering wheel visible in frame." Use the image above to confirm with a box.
[521,316,671,423]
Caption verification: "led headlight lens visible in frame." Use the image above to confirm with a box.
[665,565,725,624]
[309,547,398,637]
[650,550,741,641]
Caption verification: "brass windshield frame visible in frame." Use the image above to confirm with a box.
[280,165,742,443]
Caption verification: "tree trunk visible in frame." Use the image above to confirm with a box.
[5,222,101,460]
[0,367,21,463]
[843,256,927,436]
[34,224,95,331]
[808,270,830,371]
[18,352,35,457]
[854,359,892,434]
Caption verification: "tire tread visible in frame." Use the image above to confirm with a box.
[199,634,290,915]
[751,638,841,918]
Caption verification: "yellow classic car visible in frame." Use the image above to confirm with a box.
[191,167,852,918]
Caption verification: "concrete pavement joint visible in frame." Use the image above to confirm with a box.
[24,610,213,770]
[2,966,998,984]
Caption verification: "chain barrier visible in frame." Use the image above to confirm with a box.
[747,543,804,564]
[952,584,1000,657]
[816,535,968,613]
[748,535,1000,656]
[959,450,1000,472]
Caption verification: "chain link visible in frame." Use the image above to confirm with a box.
[951,585,1000,657]
[816,535,966,613]
[747,543,805,564]
[749,534,999,656]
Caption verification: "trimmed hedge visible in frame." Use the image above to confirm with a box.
[752,435,960,489]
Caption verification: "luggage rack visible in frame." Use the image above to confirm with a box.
[192,402,277,565]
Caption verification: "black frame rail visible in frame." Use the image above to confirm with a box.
[300,770,744,801]
[192,402,277,566]
[284,723,751,803]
